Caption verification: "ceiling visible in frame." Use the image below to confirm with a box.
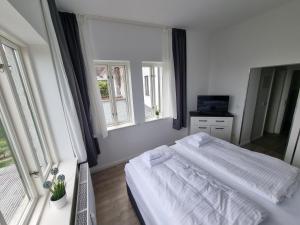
[56,0,292,31]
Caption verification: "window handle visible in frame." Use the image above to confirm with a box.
[0,63,4,73]
[30,171,40,177]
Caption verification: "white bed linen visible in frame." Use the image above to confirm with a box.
[127,149,265,225]
[176,137,299,203]
[172,144,300,225]
[126,163,168,225]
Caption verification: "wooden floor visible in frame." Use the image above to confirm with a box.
[243,133,288,159]
[92,163,140,225]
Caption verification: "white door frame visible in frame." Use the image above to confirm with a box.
[284,87,300,165]
[251,68,275,140]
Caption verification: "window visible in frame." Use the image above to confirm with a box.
[0,36,55,225]
[144,76,150,96]
[142,62,163,120]
[95,61,133,127]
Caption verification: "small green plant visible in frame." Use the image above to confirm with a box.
[155,106,160,117]
[43,168,66,201]
[98,80,109,99]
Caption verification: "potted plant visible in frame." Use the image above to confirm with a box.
[155,106,160,119]
[155,110,160,118]
[43,168,67,209]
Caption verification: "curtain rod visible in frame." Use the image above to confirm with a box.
[77,13,172,30]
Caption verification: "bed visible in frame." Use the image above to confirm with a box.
[171,143,300,225]
[125,146,266,225]
[125,140,300,225]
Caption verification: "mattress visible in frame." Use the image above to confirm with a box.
[126,148,268,225]
[125,162,165,225]
[171,144,300,225]
[176,135,299,203]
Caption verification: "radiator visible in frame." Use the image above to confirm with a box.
[75,163,97,225]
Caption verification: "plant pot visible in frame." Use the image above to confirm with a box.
[51,194,67,209]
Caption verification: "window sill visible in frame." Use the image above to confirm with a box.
[29,159,78,225]
[145,117,170,123]
[106,117,171,132]
[107,122,136,132]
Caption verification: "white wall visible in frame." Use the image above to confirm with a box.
[7,0,48,40]
[187,30,210,111]
[239,68,261,145]
[208,0,300,144]
[0,0,45,45]
[27,45,75,160]
[85,19,210,170]
[87,19,163,124]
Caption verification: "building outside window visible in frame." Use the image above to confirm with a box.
[95,61,133,127]
[142,62,163,120]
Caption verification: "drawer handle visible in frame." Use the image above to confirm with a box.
[198,127,207,129]
[215,127,224,130]
[216,120,225,122]
[199,120,207,122]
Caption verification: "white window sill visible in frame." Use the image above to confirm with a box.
[106,117,171,132]
[29,159,78,225]
[145,116,170,123]
[107,122,136,132]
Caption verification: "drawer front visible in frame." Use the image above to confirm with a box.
[210,118,233,126]
[210,126,231,141]
[191,117,233,126]
[191,117,213,126]
[190,125,211,135]
[191,117,210,126]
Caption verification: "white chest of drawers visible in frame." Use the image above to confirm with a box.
[189,113,233,142]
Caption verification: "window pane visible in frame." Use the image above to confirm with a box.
[0,120,29,225]
[3,44,48,170]
[154,66,162,113]
[116,99,128,123]
[144,76,149,96]
[95,65,113,125]
[111,66,129,123]
[142,66,154,119]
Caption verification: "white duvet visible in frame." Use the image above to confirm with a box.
[129,147,265,225]
[176,136,300,204]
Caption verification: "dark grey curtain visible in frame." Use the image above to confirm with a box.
[47,0,100,167]
[172,28,187,130]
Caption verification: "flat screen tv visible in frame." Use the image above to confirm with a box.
[197,95,229,114]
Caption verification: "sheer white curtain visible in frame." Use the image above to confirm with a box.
[162,28,177,119]
[41,0,87,162]
[77,15,108,138]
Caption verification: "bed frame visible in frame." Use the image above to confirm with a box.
[126,183,146,225]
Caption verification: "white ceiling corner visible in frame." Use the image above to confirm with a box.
[56,0,292,31]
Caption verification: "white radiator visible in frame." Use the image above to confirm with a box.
[75,163,97,225]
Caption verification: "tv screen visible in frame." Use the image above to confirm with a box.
[197,96,229,113]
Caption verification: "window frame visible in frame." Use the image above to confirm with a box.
[142,62,163,120]
[94,60,134,127]
[0,94,38,225]
[0,36,59,225]
[0,37,54,179]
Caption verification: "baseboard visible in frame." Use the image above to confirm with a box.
[90,141,178,174]
[90,152,141,174]
[240,139,251,146]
